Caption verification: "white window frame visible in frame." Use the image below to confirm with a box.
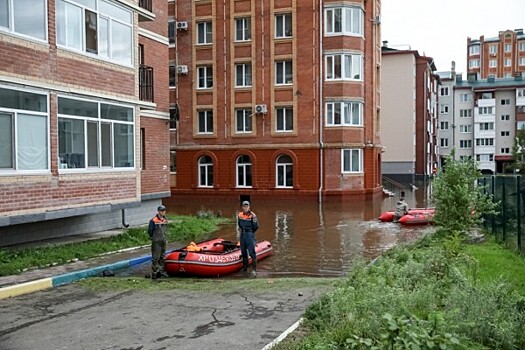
[196,21,212,45]
[168,19,176,47]
[276,155,293,188]
[0,0,48,42]
[439,104,449,114]
[520,57,525,66]
[440,138,448,147]
[439,86,450,96]
[459,109,472,117]
[56,0,133,66]
[489,45,497,54]
[504,58,511,67]
[324,6,363,37]
[325,53,363,81]
[275,60,293,85]
[501,114,510,121]
[520,42,525,51]
[235,17,251,42]
[469,59,480,68]
[197,65,213,89]
[236,155,252,188]
[459,125,472,133]
[275,13,292,39]
[440,121,448,130]
[505,43,512,52]
[276,107,293,132]
[235,63,252,88]
[459,93,473,102]
[0,87,50,173]
[489,59,497,68]
[197,110,213,134]
[459,140,472,149]
[198,155,213,187]
[469,45,480,56]
[325,101,363,126]
[235,108,252,133]
[341,148,362,173]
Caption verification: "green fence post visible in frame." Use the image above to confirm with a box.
[518,176,522,252]
[502,178,507,243]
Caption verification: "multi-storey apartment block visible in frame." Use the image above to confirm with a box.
[467,28,525,80]
[380,46,439,183]
[436,66,525,174]
[168,0,382,201]
[0,0,170,246]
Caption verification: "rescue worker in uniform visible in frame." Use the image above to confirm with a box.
[237,201,259,277]
[394,197,409,223]
[148,205,169,279]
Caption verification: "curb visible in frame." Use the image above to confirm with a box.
[0,254,151,300]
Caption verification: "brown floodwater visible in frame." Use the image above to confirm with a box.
[146,190,431,278]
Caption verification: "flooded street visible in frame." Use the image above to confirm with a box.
[155,192,431,278]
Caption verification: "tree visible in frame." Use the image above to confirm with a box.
[510,127,525,173]
[431,149,498,237]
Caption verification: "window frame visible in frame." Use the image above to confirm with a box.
[275,106,294,132]
[236,155,252,188]
[275,13,292,39]
[197,110,213,134]
[197,65,213,89]
[196,20,212,45]
[275,60,293,85]
[276,154,293,188]
[325,101,363,126]
[325,53,363,81]
[0,0,48,42]
[235,17,251,42]
[235,108,253,133]
[324,6,363,37]
[341,148,362,173]
[235,63,252,88]
[198,155,214,187]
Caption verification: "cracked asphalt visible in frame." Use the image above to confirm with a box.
[0,280,329,350]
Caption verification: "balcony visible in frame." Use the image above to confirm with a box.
[137,0,154,21]
[139,0,152,12]
[139,65,154,103]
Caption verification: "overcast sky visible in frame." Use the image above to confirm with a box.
[381,0,525,75]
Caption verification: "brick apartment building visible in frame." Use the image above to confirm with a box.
[380,46,439,183]
[467,28,525,80]
[0,0,170,246]
[168,0,382,202]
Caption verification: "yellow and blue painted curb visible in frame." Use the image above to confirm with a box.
[0,254,151,300]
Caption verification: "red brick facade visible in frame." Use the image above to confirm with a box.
[170,0,382,201]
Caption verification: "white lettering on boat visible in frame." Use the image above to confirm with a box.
[197,254,240,263]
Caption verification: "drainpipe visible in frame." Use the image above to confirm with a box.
[317,0,324,204]
[121,209,129,228]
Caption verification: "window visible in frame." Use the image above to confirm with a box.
[489,45,497,54]
[479,122,494,130]
[197,66,213,89]
[505,43,511,52]
[460,155,472,161]
[520,57,525,66]
[459,140,472,149]
[469,59,480,68]
[478,107,493,115]
[276,107,293,132]
[56,0,133,65]
[504,58,511,67]
[459,93,472,102]
[169,105,179,129]
[236,155,252,187]
[0,87,48,171]
[459,125,472,133]
[501,148,510,154]
[439,86,450,96]
[501,99,511,105]
[324,7,363,36]
[460,109,472,117]
[275,13,292,38]
[197,21,212,44]
[169,62,176,87]
[275,60,293,85]
[501,114,510,121]
[198,110,213,134]
[58,97,134,169]
[469,45,480,55]
[276,155,293,188]
[518,89,525,97]
[198,155,213,187]
[342,148,362,173]
[168,19,176,46]
[439,104,449,114]
[476,139,494,146]
[440,121,449,130]
[501,131,510,136]
[235,109,252,133]
[489,59,497,68]
[170,150,176,172]
[520,42,525,51]
[235,63,252,87]
[440,138,448,147]
[0,0,46,40]
[476,154,494,162]
[325,101,363,126]
[504,72,512,78]
[325,53,362,81]
[235,17,251,41]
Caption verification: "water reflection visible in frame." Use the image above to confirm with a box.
[158,195,427,278]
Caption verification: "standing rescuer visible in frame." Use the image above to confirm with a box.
[237,201,259,277]
[148,205,169,279]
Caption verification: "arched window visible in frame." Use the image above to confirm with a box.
[198,155,213,187]
[236,155,252,187]
[276,155,293,188]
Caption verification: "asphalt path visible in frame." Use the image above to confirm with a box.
[0,279,330,350]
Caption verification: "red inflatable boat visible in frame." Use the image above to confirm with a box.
[378,208,435,222]
[164,238,273,277]
[398,212,434,225]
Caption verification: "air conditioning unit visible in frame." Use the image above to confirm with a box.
[490,52,496,57]
[177,65,188,75]
[176,21,188,30]
[255,104,267,114]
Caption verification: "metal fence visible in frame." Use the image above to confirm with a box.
[479,175,525,254]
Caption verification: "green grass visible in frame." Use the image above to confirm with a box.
[79,276,340,292]
[0,215,233,277]
[464,236,525,296]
